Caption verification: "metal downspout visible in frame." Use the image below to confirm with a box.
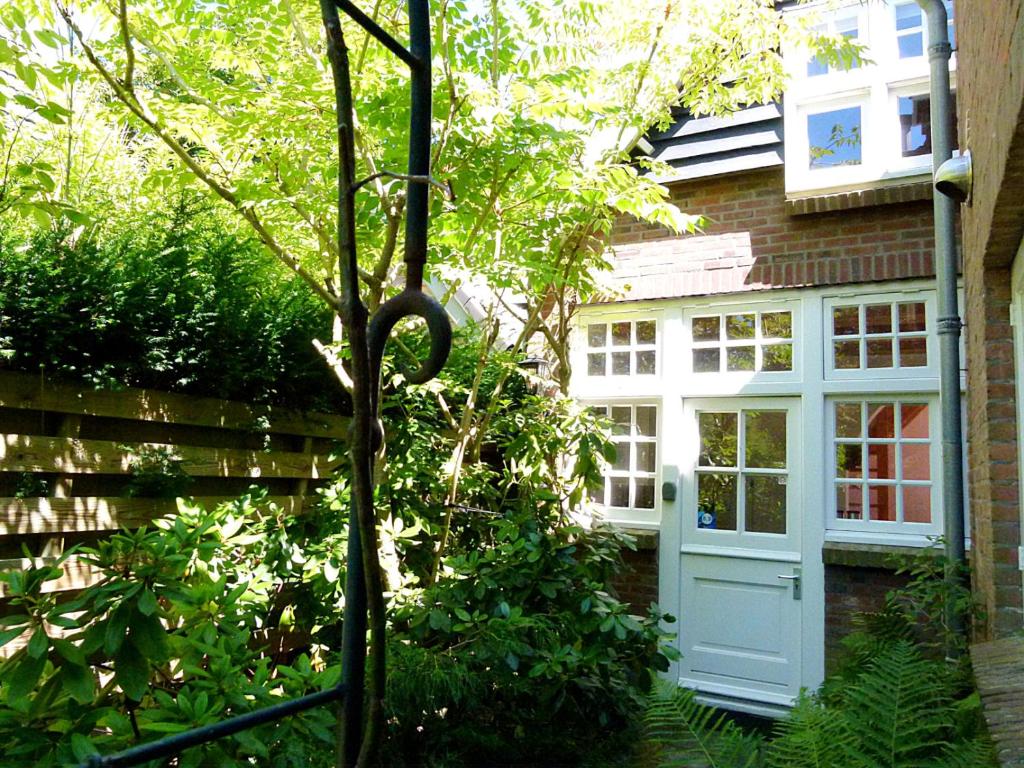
[915,0,966,651]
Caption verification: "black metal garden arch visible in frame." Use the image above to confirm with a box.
[83,1,451,765]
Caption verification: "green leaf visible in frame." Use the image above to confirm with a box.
[61,661,95,704]
[5,652,46,704]
[137,588,158,616]
[53,638,86,666]
[103,602,131,656]
[130,612,169,661]
[114,641,150,701]
[26,627,48,659]
[70,733,98,762]
[0,626,26,650]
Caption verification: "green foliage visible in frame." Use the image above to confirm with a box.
[0,494,341,767]
[769,642,994,768]
[0,196,337,409]
[643,682,762,768]
[641,547,996,768]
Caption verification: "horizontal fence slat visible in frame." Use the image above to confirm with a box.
[1,435,342,479]
[0,495,304,536]
[0,371,348,438]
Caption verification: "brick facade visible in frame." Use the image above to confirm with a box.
[824,564,910,675]
[957,0,1024,638]
[611,531,660,612]
[604,167,935,300]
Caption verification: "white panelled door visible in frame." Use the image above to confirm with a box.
[677,398,804,707]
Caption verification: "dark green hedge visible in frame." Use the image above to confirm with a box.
[0,197,340,412]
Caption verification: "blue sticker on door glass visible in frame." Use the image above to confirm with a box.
[697,508,717,529]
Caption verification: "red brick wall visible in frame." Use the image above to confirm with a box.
[957,0,1024,638]
[611,532,659,612]
[825,565,910,675]
[605,168,936,300]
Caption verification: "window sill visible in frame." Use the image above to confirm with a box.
[822,540,940,569]
[786,178,933,216]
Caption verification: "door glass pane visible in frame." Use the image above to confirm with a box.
[726,314,756,339]
[762,344,793,372]
[636,406,657,437]
[836,483,863,519]
[693,348,720,373]
[727,346,755,371]
[635,478,656,510]
[746,475,787,534]
[699,412,738,467]
[745,411,787,468]
[697,472,737,531]
[611,322,631,345]
[869,485,897,521]
[692,316,720,341]
[808,106,862,169]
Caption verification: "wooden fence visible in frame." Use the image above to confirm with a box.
[0,370,348,602]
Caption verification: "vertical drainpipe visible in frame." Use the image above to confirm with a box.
[915,0,966,652]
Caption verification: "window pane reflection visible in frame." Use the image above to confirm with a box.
[808,107,862,168]
[746,475,787,534]
[699,412,738,467]
[697,472,737,531]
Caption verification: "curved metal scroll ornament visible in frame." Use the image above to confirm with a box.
[79,4,448,768]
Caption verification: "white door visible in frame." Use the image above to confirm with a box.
[677,398,803,708]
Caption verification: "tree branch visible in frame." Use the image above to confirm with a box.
[117,0,135,91]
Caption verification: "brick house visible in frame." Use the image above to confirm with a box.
[955,0,1024,642]
[570,0,971,714]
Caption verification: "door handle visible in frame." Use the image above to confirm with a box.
[777,568,801,601]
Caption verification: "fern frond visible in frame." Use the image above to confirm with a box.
[842,641,954,768]
[936,735,998,768]
[642,680,764,768]
[767,694,865,768]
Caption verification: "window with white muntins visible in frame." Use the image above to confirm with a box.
[586,319,657,377]
[784,0,956,197]
[589,404,659,512]
[829,399,939,536]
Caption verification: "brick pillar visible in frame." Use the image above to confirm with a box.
[966,266,1024,639]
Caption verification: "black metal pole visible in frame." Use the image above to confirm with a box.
[338,500,367,766]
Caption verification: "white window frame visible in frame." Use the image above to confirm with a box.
[823,289,937,381]
[585,399,661,526]
[826,396,942,540]
[683,299,802,387]
[783,0,957,197]
[572,308,664,399]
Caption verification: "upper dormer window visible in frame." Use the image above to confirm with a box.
[807,11,861,77]
[894,0,955,58]
[784,0,956,198]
